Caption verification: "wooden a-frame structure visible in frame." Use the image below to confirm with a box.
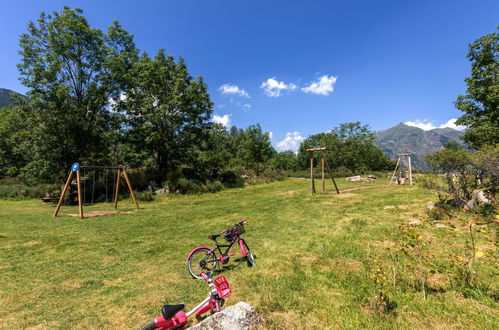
[307,147,340,195]
[389,153,413,185]
[53,163,139,219]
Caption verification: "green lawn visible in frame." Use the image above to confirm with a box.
[0,178,497,329]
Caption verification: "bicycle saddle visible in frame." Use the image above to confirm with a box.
[208,234,220,240]
[161,304,185,319]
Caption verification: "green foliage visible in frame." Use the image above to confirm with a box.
[236,124,275,173]
[119,50,212,182]
[298,122,393,173]
[455,27,499,149]
[175,178,202,194]
[474,144,499,189]
[423,149,477,206]
[268,151,300,171]
[0,179,58,199]
[17,7,139,182]
[134,191,154,202]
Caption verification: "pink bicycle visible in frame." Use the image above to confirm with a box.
[140,273,231,330]
[187,219,255,279]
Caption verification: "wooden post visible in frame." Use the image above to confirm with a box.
[114,170,121,209]
[321,150,325,193]
[76,169,83,219]
[408,154,413,185]
[53,170,74,217]
[122,168,139,210]
[390,156,401,185]
[324,158,340,194]
[309,152,316,194]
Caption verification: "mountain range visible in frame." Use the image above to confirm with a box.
[0,88,25,108]
[374,123,465,171]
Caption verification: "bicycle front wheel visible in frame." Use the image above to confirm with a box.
[140,322,157,330]
[242,241,255,267]
[187,248,217,279]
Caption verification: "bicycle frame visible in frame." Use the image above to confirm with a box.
[144,274,230,330]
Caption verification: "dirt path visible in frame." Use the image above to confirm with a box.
[339,185,397,193]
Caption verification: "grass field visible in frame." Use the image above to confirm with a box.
[0,178,497,329]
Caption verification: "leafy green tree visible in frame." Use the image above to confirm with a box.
[236,124,275,173]
[17,7,138,182]
[120,50,213,182]
[269,151,300,171]
[424,149,477,207]
[0,106,31,178]
[455,27,499,149]
[197,123,233,179]
[443,141,465,151]
[298,122,392,173]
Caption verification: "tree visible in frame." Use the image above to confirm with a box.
[120,50,213,182]
[424,149,477,206]
[455,27,499,149]
[269,151,300,171]
[236,124,275,173]
[297,122,392,173]
[17,7,138,182]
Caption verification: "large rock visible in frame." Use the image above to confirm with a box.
[189,302,259,330]
[346,175,366,182]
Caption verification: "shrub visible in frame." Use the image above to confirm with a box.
[135,191,154,202]
[176,178,201,194]
[203,180,223,193]
[220,170,244,188]
[0,182,58,199]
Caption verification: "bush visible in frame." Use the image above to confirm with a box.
[203,180,223,193]
[135,191,154,202]
[176,178,201,194]
[220,170,244,188]
[0,181,58,199]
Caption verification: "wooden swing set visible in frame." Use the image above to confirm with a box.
[389,153,413,185]
[53,163,139,219]
[307,147,340,195]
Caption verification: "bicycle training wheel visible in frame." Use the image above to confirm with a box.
[187,248,217,279]
[242,241,255,267]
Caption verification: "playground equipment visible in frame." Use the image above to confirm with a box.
[53,163,139,219]
[306,147,340,195]
[390,153,413,185]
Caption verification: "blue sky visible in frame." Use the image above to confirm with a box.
[0,1,497,151]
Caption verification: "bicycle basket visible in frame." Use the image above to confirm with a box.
[234,223,245,235]
[224,232,235,242]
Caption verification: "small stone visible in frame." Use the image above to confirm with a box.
[434,223,447,228]
[384,206,395,210]
[408,219,423,226]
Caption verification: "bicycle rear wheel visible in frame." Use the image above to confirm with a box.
[187,248,217,279]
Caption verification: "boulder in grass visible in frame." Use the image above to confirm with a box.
[189,302,260,330]
[346,175,367,182]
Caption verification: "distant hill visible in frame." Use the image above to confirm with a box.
[374,123,466,171]
[0,88,25,108]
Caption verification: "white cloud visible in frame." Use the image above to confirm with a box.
[301,75,337,95]
[243,104,251,110]
[269,131,273,140]
[213,114,231,127]
[219,84,250,98]
[260,77,297,97]
[277,132,304,152]
[404,118,465,131]
[404,119,436,131]
[439,118,465,131]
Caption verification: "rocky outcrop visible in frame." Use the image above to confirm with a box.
[189,302,259,330]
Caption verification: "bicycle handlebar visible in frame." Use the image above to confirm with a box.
[219,219,248,234]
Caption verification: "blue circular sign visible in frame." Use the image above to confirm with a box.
[71,163,80,172]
